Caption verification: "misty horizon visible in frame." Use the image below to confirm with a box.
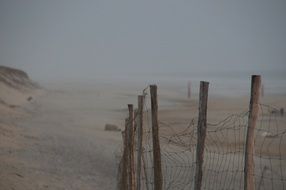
[0,0,286,82]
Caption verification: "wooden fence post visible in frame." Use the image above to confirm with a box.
[194,81,209,190]
[136,95,144,190]
[128,104,136,190]
[188,81,192,99]
[244,75,261,190]
[119,126,128,190]
[150,85,163,190]
[118,118,131,189]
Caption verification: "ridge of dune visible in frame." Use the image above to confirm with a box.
[0,66,38,90]
[0,65,41,111]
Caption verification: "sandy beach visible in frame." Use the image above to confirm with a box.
[0,75,285,189]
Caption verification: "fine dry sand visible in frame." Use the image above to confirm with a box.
[0,73,285,189]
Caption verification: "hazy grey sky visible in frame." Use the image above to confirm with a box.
[0,0,285,80]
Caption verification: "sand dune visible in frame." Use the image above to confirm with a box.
[0,66,44,189]
[0,66,41,112]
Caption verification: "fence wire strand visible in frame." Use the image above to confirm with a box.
[119,87,286,190]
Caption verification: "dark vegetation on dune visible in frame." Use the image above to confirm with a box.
[0,65,38,90]
[0,65,39,108]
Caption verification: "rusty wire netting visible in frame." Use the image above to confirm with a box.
[137,98,286,190]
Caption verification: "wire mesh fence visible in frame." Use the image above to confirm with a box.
[117,82,286,190]
[139,102,286,190]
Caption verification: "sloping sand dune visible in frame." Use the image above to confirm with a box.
[0,66,41,113]
[0,66,43,189]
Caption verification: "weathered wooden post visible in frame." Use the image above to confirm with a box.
[194,81,209,190]
[244,75,261,190]
[150,85,163,190]
[119,125,128,190]
[128,104,136,190]
[188,81,192,99]
[125,118,131,190]
[136,95,144,190]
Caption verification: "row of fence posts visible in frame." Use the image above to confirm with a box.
[119,75,261,190]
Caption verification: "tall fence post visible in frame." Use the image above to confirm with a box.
[136,95,144,190]
[150,85,163,190]
[128,104,136,190]
[119,122,128,190]
[194,81,209,190]
[188,81,192,99]
[244,75,261,190]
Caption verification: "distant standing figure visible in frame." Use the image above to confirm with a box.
[261,84,264,97]
[188,81,191,99]
[280,108,284,116]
